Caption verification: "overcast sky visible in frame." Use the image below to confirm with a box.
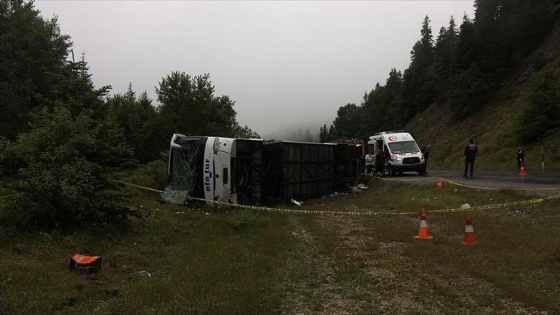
[35,1,474,139]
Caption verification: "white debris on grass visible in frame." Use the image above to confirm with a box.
[291,199,302,206]
[139,270,151,277]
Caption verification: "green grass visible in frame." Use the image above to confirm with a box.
[1,176,560,314]
[0,188,293,314]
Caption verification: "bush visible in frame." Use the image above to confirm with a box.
[135,151,169,190]
[1,105,134,230]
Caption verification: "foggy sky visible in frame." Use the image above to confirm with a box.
[34,1,475,139]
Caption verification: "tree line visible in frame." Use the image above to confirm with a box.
[0,0,257,230]
[321,0,560,144]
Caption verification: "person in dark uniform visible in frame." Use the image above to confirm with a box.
[463,138,478,177]
[421,146,430,170]
[375,147,385,176]
[383,145,392,175]
[383,146,391,160]
[517,146,525,171]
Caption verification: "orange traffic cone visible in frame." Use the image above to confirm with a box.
[461,215,477,245]
[436,177,443,189]
[519,162,527,176]
[414,212,433,240]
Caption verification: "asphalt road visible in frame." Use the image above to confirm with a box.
[390,169,560,196]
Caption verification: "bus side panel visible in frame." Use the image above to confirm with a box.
[283,142,336,202]
[262,141,337,205]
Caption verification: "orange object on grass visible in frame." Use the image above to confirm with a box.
[69,254,102,272]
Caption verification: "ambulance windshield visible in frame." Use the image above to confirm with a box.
[387,141,419,154]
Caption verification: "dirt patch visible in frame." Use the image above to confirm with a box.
[279,209,552,314]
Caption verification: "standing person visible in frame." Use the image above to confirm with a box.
[358,152,365,174]
[365,151,374,175]
[421,146,430,170]
[375,147,385,176]
[383,145,392,175]
[517,146,525,171]
[463,138,478,177]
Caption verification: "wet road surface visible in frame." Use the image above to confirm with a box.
[384,169,560,196]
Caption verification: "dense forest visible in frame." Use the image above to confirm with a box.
[1,0,560,230]
[321,0,560,144]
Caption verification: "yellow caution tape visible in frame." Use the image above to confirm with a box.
[113,180,165,193]
[114,179,560,216]
[438,176,560,191]
[429,194,560,214]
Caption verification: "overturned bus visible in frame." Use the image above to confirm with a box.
[164,134,361,207]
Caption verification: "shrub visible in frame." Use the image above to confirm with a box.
[133,151,169,190]
[1,105,134,230]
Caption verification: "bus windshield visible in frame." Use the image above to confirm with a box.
[166,136,206,200]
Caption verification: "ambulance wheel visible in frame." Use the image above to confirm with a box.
[388,166,396,177]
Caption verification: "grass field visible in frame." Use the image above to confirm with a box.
[1,175,559,314]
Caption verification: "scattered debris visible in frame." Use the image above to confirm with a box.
[139,270,151,277]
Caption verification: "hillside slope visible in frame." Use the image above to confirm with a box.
[406,26,560,173]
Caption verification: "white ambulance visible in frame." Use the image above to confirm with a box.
[367,131,426,176]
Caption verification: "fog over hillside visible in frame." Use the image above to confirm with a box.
[261,121,321,142]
